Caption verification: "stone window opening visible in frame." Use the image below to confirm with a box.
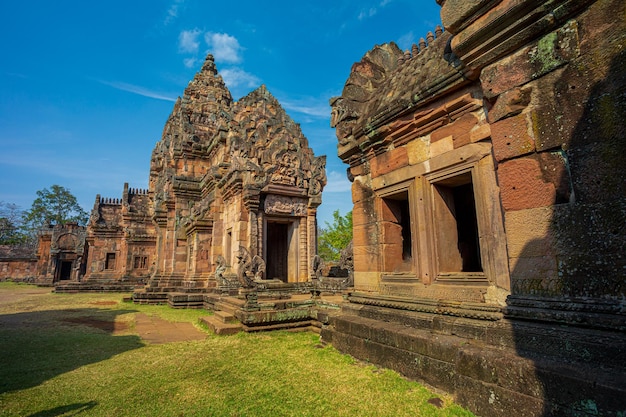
[431,172,483,275]
[372,143,510,290]
[381,190,414,273]
[225,229,232,266]
[133,255,148,269]
[105,253,116,270]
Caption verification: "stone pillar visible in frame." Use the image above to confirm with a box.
[307,208,318,281]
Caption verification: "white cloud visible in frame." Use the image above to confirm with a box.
[324,170,352,193]
[183,57,198,68]
[358,0,393,21]
[178,29,201,54]
[220,68,260,89]
[280,98,330,119]
[164,0,185,25]
[358,8,377,20]
[97,80,177,102]
[205,32,243,64]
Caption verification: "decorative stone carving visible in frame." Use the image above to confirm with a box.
[215,255,226,283]
[264,195,307,216]
[236,246,265,289]
[312,255,325,281]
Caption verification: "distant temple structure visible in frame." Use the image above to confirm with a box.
[322,0,625,416]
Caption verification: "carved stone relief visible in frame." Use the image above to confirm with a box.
[264,195,307,216]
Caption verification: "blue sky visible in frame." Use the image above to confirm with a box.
[0,1,442,226]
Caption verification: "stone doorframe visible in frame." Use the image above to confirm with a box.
[262,216,300,283]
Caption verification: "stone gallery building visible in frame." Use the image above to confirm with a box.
[322,0,625,416]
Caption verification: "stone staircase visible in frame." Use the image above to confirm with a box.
[132,275,212,307]
[200,295,245,335]
[200,293,343,335]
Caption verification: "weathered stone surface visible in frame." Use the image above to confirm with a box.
[498,153,570,211]
[490,112,536,161]
[487,86,532,123]
[406,136,430,165]
[480,20,581,99]
[429,135,454,157]
[0,245,37,282]
[504,207,555,258]
[430,111,479,144]
[369,146,408,178]
[440,0,501,33]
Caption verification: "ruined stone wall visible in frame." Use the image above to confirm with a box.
[0,245,37,281]
[473,0,626,302]
[332,26,509,303]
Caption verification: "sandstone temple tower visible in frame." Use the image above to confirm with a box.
[134,55,326,301]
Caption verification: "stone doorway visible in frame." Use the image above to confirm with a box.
[57,260,72,281]
[265,220,298,282]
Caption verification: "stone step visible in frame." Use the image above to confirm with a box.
[167,292,205,309]
[199,316,242,336]
[213,310,237,324]
[213,297,246,315]
[214,301,239,315]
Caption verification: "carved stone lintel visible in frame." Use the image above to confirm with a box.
[264,195,307,216]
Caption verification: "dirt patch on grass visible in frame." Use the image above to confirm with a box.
[134,313,207,344]
[89,301,119,306]
[63,317,130,334]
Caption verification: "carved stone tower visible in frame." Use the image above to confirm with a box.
[142,54,326,298]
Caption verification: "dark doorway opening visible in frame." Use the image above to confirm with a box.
[266,222,288,282]
[59,261,72,280]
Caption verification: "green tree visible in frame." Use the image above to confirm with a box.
[22,185,89,236]
[0,202,27,245]
[318,210,353,261]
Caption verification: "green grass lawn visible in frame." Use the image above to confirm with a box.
[0,282,474,417]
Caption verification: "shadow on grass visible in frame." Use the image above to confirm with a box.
[0,307,143,394]
[25,401,98,417]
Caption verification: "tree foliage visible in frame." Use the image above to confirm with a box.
[22,185,89,235]
[318,210,352,262]
[0,202,27,245]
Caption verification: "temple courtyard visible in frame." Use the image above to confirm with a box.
[0,282,473,416]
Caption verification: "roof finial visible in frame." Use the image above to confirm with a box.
[201,54,218,75]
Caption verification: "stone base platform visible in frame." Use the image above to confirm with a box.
[202,292,343,334]
[54,280,142,293]
[321,292,626,417]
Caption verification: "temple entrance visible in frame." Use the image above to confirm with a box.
[265,220,298,282]
[57,260,72,281]
[266,222,288,281]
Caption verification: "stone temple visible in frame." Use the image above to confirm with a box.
[11,55,328,303]
[1,1,624,416]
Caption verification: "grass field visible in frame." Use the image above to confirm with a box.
[0,282,474,417]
